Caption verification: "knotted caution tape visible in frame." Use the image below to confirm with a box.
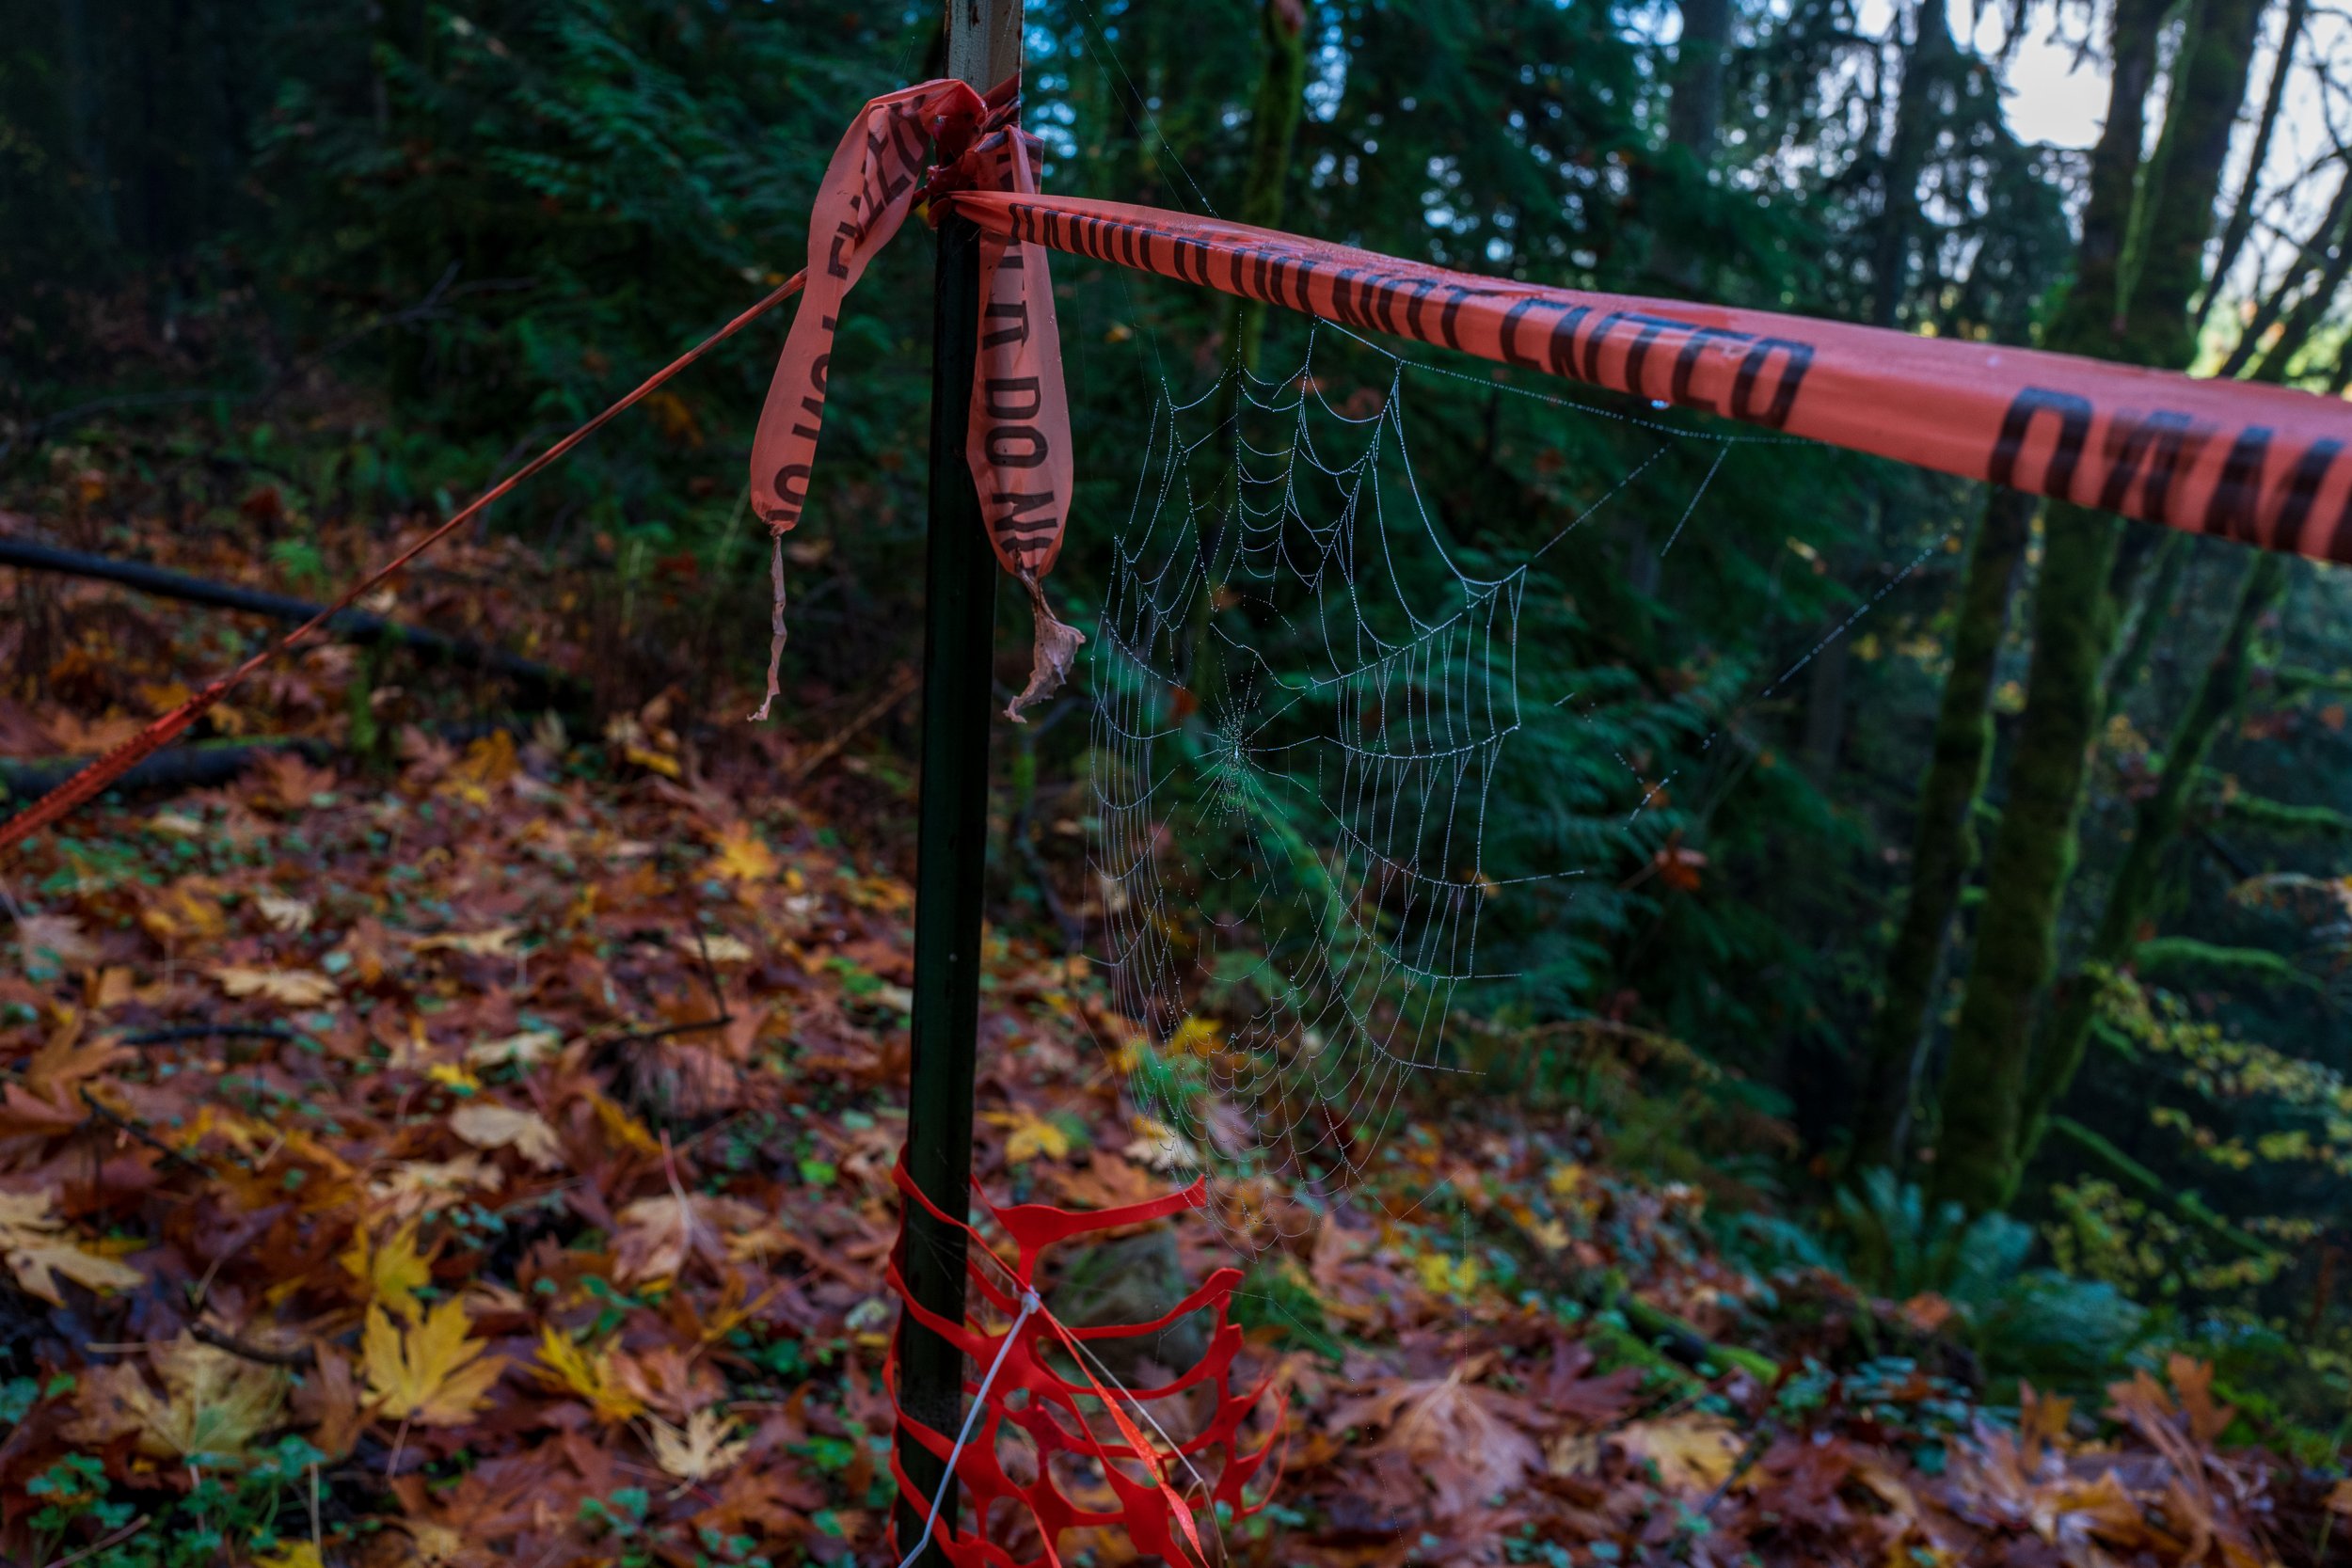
[747,76,1081,723]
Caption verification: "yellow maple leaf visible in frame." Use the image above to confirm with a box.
[362,1299,503,1426]
[984,1108,1072,1164]
[0,1189,145,1305]
[211,965,340,1006]
[707,823,779,883]
[1624,1413,1745,1492]
[1413,1251,1483,1300]
[587,1086,661,1157]
[139,879,229,943]
[65,1332,286,1464]
[1546,1162,1585,1198]
[255,1546,325,1568]
[425,1062,484,1094]
[1168,1016,1224,1057]
[342,1219,433,1320]
[534,1325,645,1423]
[437,731,521,805]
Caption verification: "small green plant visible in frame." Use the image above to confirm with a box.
[579,1487,657,1568]
[1744,1169,2146,1388]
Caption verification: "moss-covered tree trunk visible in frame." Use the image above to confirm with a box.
[1850,485,2030,1171]
[1192,0,1308,688]
[1890,0,2161,1197]
[2018,551,2287,1167]
[1227,0,1309,381]
[2102,532,2191,725]
[1929,0,2266,1213]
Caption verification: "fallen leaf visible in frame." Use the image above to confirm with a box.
[14,911,98,974]
[612,1191,764,1284]
[707,823,778,883]
[363,1299,504,1426]
[985,1107,1072,1164]
[587,1086,662,1157]
[2166,1353,2235,1444]
[449,1102,564,1170]
[1168,1016,1223,1057]
[212,964,340,1006]
[140,879,229,943]
[644,1405,750,1484]
[1623,1413,1745,1492]
[23,1015,128,1100]
[291,1342,367,1461]
[686,932,755,964]
[1122,1117,1200,1173]
[1328,1368,1542,1518]
[342,1218,434,1319]
[412,926,523,958]
[534,1326,646,1423]
[466,1028,562,1069]
[0,1188,146,1305]
[66,1332,286,1463]
[365,1155,504,1217]
[256,891,316,934]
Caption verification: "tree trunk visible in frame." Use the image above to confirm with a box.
[1192,0,1308,688]
[1929,0,2265,1214]
[2017,551,2287,1166]
[1850,485,2032,1172]
[2101,532,2191,724]
[1651,0,1732,292]
[1665,0,1731,159]
[1867,0,1958,328]
[1228,0,1308,377]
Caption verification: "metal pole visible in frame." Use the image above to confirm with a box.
[896,5,1023,1563]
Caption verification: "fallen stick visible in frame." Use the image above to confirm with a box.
[0,269,806,857]
[782,664,921,787]
[0,721,519,805]
[0,536,584,709]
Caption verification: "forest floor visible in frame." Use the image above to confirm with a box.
[0,458,2345,1567]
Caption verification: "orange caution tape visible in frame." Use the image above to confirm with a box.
[0,273,807,860]
[748,79,1080,721]
[947,191,2352,563]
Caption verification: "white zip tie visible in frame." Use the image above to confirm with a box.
[895,1287,1041,1568]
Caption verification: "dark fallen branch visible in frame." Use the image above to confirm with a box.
[188,1322,316,1370]
[602,1015,734,1049]
[0,737,324,802]
[0,535,585,710]
[77,1085,208,1173]
[120,1023,296,1048]
[0,721,519,805]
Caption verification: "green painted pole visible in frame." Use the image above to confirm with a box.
[894,5,1022,1563]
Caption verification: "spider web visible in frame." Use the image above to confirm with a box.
[1081,317,1903,1249]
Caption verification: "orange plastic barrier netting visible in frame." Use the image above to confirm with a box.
[886,1163,1281,1568]
[947,190,2352,565]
